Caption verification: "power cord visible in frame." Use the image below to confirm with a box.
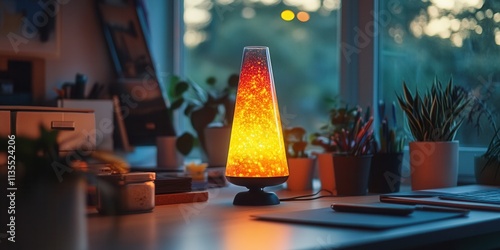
[279,189,335,201]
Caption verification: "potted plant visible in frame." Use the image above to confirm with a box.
[0,126,88,249]
[184,74,239,167]
[311,104,358,193]
[475,128,500,185]
[283,127,315,191]
[369,101,406,193]
[396,77,472,190]
[169,74,238,166]
[467,81,499,186]
[331,108,374,196]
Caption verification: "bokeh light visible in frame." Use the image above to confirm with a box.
[281,10,295,21]
[297,11,310,22]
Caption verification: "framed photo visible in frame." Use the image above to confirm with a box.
[96,0,154,79]
[0,0,61,57]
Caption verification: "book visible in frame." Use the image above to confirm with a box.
[155,173,192,194]
[155,191,208,206]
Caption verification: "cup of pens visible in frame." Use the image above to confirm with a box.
[369,101,405,194]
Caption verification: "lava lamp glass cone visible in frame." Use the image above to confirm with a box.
[225,46,289,206]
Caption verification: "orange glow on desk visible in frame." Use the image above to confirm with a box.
[225,46,289,178]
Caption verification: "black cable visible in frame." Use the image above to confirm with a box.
[279,189,335,201]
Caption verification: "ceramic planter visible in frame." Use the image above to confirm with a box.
[286,158,315,191]
[474,156,500,185]
[317,152,336,193]
[156,136,184,170]
[333,154,372,196]
[369,152,403,193]
[409,141,458,190]
[204,126,231,167]
[16,174,87,249]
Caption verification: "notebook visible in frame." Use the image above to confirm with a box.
[380,185,500,211]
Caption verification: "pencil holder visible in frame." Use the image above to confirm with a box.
[368,153,403,193]
[333,154,372,196]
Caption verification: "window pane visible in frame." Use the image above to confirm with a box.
[183,0,340,134]
[378,0,500,146]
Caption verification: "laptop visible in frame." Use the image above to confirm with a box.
[380,185,500,211]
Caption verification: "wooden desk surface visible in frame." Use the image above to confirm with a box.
[87,185,500,250]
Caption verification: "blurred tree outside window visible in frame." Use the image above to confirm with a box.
[378,0,500,147]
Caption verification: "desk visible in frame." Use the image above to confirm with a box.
[87,185,500,250]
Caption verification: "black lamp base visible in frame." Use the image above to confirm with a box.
[233,188,280,206]
[226,176,288,206]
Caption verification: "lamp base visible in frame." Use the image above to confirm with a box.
[226,176,287,206]
[233,188,280,206]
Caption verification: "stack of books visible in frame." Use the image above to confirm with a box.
[154,173,209,205]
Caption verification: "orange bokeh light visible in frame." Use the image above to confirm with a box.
[297,11,310,22]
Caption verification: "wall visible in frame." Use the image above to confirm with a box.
[45,0,114,100]
[0,0,170,103]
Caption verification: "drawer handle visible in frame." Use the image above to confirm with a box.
[51,121,75,131]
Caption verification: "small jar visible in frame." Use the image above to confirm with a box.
[97,172,155,214]
[185,162,208,181]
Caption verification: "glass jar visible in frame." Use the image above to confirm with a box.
[96,172,155,214]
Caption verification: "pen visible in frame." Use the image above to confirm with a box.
[415,205,470,214]
[380,194,437,198]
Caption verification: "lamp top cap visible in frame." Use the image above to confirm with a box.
[244,46,269,49]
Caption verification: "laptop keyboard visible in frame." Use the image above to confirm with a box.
[439,189,500,205]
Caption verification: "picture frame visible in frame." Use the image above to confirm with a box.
[96,0,155,79]
[0,0,61,58]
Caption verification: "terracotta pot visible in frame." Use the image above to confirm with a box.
[474,156,500,185]
[156,136,184,170]
[286,158,315,191]
[204,126,231,167]
[409,141,458,190]
[317,153,336,193]
[333,154,372,196]
[369,153,403,193]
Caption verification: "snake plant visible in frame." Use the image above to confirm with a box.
[396,78,471,141]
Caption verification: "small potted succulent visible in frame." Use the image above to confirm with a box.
[331,107,375,196]
[475,128,500,185]
[311,104,358,193]
[467,80,499,185]
[396,77,472,190]
[283,127,315,191]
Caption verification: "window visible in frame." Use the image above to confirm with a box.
[183,0,341,134]
[377,0,500,147]
[160,0,497,177]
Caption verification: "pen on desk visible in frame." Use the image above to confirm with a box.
[380,194,437,198]
[415,205,470,214]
